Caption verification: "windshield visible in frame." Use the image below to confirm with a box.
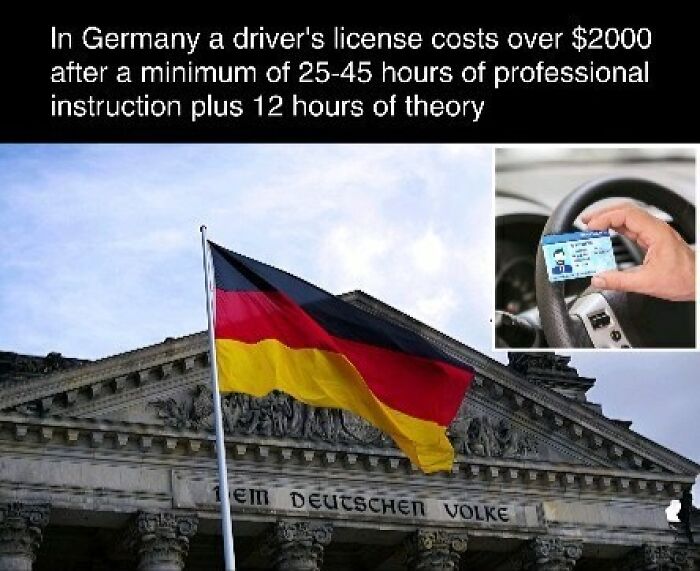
[497,148,694,169]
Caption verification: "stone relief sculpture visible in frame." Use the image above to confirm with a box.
[151,386,392,448]
[0,351,85,378]
[508,352,577,375]
[151,384,213,430]
[150,385,537,458]
[449,415,538,459]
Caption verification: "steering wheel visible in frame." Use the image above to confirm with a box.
[535,177,696,348]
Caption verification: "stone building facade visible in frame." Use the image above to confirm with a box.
[0,292,698,570]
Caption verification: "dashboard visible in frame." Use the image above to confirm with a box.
[495,214,542,315]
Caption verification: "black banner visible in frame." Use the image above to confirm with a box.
[1,13,695,142]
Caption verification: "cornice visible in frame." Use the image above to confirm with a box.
[0,413,693,500]
[0,333,207,409]
[2,338,698,479]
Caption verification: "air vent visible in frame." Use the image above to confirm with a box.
[611,234,638,270]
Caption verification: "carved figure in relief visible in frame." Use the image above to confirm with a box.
[149,384,538,460]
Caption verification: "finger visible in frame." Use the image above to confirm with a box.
[584,207,662,246]
[581,204,648,244]
[591,268,649,294]
[580,201,636,224]
[581,204,655,249]
[603,226,650,249]
[597,224,641,244]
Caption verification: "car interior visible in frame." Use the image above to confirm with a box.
[494,149,696,349]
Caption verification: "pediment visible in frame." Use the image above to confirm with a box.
[0,294,697,480]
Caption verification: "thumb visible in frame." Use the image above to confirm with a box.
[591,269,647,294]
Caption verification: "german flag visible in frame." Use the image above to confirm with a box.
[209,242,474,473]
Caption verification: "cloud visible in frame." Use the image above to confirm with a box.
[411,289,458,328]
[410,229,446,275]
[319,224,394,291]
[0,144,493,357]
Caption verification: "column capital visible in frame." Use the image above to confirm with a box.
[404,529,469,570]
[264,520,333,571]
[0,502,50,571]
[520,536,583,571]
[124,511,198,571]
[618,544,694,571]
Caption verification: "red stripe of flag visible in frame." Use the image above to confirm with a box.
[215,289,470,426]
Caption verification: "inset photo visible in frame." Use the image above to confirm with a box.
[494,147,697,350]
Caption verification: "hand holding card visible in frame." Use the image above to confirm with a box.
[582,203,696,302]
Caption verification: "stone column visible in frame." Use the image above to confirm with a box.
[124,511,198,571]
[0,502,50,571]
[264,520,333,571]
[520,536,583,571]
[404,529,469,571]
[618,544,694,570]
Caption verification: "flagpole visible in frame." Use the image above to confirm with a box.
[200,225,236,571]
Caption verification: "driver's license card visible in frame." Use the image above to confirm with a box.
[541,230,617,283]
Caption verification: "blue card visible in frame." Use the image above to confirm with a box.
[541,231,617,283]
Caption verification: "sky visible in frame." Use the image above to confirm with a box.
[0,144,697,510]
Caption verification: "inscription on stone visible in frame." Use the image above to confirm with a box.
[202,482,529,527]
[215,486,269,507]
[289,491,426,518]
[443,502,510,523]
